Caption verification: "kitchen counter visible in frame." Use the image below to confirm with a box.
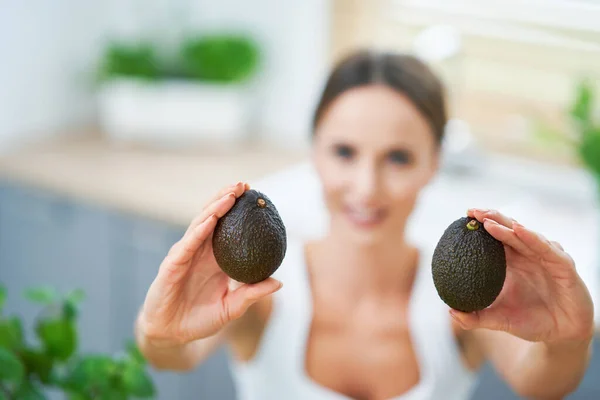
[0,134,309,226]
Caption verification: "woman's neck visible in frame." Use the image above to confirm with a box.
[308,232,419,298]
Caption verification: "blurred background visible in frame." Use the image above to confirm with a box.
[0,0,599,399]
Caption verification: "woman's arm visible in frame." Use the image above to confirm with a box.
[451,209,595,399]
[471,328,593,399]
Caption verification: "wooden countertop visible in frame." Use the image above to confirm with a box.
[0,134,309,226]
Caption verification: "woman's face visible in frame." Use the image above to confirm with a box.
[312,84,439,245]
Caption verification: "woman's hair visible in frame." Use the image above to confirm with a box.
[312,50,447,145]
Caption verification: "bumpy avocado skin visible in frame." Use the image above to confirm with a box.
[212,189,287,284]
[431,216,506,312]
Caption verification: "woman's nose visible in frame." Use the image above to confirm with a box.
[353,161,379,201]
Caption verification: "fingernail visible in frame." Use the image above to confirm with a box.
[449,310,460,322]
[449,310,467,328]
[483,218,497,224]
[475,208,489,213]
[228,192,236,199]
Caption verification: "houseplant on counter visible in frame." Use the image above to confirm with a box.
[96,33,261,147]
[571,79,600,189]
[535,78,600,191]
[0,284,155,400]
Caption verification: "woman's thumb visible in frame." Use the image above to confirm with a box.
[224,278,283,321]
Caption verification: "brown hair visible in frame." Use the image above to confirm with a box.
[312,50,447,144]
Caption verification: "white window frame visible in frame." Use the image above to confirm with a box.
[388,0,600,51]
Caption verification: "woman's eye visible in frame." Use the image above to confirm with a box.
[388,150,412,165]
[334,144,355,160]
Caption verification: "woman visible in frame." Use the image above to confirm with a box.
[135,51,594,400]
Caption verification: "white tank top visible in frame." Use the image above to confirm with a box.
[228,239,477,400]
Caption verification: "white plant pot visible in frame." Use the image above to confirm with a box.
[97,78,252,147]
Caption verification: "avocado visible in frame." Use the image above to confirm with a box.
[431,216,506,312]
[212,189,287,284]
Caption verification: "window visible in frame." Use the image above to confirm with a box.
[387,0,600,51]
[390,0,600,34]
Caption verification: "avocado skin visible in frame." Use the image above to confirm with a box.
[431,216,506,312]
[212,189,287,284]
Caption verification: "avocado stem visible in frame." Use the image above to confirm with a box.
[257,198,267,208]
[467,220,480,231]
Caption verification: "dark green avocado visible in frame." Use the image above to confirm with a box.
[212,189,287,284]
[431,216,506,312]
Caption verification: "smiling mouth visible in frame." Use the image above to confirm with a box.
[344,205,388,228]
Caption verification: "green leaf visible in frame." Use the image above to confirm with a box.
[66,392,89,400]
[579,126,600,177]
[63,301,78,321]
[24,287,58,305]
[97,390,128,400]
[121,361,155,397]
[125,340,146,365]
[66,289,85,305]
[0,317,24,350]
[13,381,47,400]
[62,290,86,321]
[21,349,54,383]
[570,78,595,126]
[0,347,25,383]
[63,355,116,393]
[35,318,77,361]
[180,34,261,83]
[0,286,6,311]
[97,41,160,82]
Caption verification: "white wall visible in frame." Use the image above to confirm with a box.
[0,0,330,152]
[0,1,107,152]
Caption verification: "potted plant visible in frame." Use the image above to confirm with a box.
[0,284,155,399]
[96,33,261,147]
[535,78,600,192]
[571,79,600,189]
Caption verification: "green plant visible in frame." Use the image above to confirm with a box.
[96,33,262,84]
[571,79,600,179]
[97,41,161,82]
[0,285,155,400]
[535,78,600,181]
[179,33,261,83]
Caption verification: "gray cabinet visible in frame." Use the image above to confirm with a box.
[0,183,113,354]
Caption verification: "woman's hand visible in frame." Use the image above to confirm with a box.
[138,182,283,347]
[450,209,594,344]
